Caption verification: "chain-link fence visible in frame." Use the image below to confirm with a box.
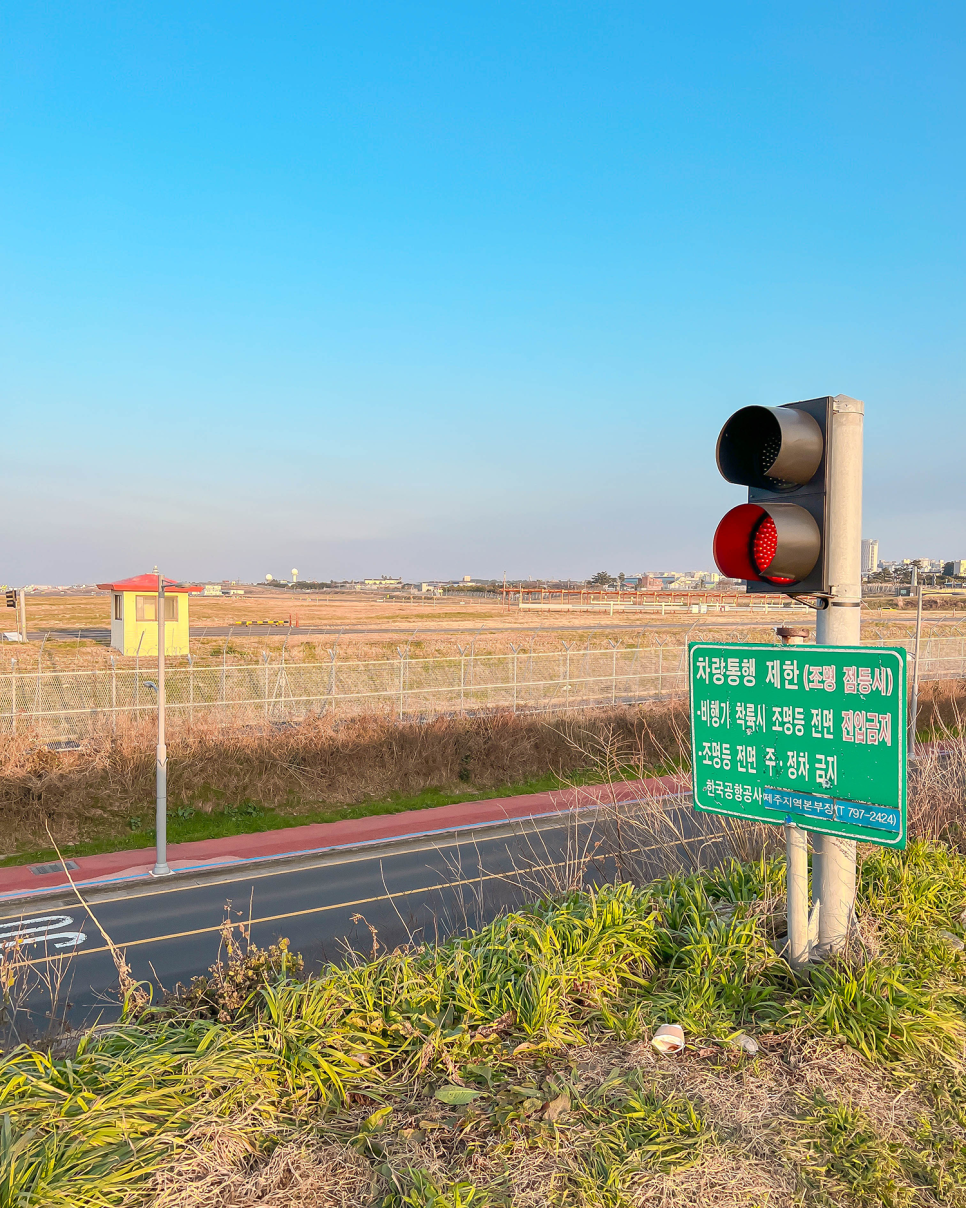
[3,627,965,741]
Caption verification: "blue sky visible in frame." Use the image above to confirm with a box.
[2,2,963,583]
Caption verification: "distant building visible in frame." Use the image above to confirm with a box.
[861,539,879,575]
[363,577,402,589]
[944,560,966,578]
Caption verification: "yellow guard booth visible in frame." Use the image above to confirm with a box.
[96,573,198,656]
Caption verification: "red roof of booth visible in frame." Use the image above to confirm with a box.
[96,574,201,593]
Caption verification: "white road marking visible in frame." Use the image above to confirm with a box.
[0,913,88,950]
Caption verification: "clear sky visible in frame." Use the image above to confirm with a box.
[2,2,963,584]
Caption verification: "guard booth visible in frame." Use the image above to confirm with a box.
[96,573,197,656]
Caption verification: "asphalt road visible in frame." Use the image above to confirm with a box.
[1,804,725,1038]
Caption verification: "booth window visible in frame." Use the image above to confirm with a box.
[135,596,179,622]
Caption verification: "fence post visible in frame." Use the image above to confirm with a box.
[110,656,117,734]
[220,638,228,722]
[396,647,406,720]
[509,643,521,713]
[908,584,924,756]
[263,652,270,722]
[135,631,144,716]
[657,642,664,697]
[562,640,575,710]
[608,639,620,704]
[10,658,16,734]
[457,644,467,713]
[187,653,194,726]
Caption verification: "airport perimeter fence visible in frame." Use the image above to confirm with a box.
[3,625,966,742]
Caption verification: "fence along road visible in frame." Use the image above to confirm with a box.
[3,623,966,742]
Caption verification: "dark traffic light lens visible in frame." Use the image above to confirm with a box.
[716,406,824,490]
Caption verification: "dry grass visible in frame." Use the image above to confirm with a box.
[0,702,689,854]
[5,671,965,860]
[147,1131,374,1208]
[138,1034,966,1208]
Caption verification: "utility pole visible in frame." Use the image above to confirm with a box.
[152,571,171,877]
[18,590,27,643]
[812,395,864,955]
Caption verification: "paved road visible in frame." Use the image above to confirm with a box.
[1,804,724,1037]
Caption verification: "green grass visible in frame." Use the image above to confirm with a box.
[0,763,668,869]
[4,841,966,1206]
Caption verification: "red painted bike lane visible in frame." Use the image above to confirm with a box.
[0,774,691,904]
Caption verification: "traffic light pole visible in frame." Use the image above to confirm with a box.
[811,394,864,955]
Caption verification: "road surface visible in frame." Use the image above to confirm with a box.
[1,803,724,1037]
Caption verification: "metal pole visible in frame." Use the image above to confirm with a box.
[152,572,170,876]
[785,823,810,968]
[18,590,27,643]
[908,583,924,756]
[110,656,116,734]
[10,658,17,734]
[813,395,863,955]
[778,626,811,967]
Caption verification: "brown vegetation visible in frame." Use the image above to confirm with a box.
[3,675,964,859]
[0,701,688,855]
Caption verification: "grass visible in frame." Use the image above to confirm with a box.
[4,836,966,1206]
[0,764,643,868]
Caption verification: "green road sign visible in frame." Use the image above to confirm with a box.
[689,642,907,848]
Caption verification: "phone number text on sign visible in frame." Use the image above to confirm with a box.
[689,643,907,848]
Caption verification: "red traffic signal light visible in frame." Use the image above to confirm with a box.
[714,502,821,584]
[713,399,831,595]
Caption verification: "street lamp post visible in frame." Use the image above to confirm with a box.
[152,571,171,877]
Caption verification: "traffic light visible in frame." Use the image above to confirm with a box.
[5,590,16,609]
[713,396,831,595]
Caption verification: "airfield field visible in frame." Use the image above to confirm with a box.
[3,589,955,672]
[13,587,943,643]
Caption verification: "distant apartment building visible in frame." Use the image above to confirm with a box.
[944,560,966,578]
[861,539,879,575]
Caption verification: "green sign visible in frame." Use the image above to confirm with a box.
[689,642,907,848]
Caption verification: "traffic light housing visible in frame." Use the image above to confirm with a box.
[5,590,16,609]
[713,396,831,595]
